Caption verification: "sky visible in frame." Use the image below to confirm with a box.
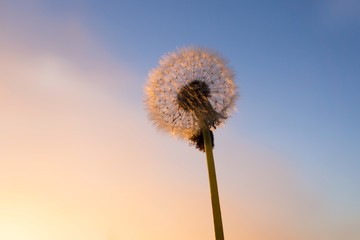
[0,0,359,239]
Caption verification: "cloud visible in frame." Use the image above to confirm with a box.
[316,0,360,28]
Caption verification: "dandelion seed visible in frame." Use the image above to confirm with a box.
[144,46,238,145]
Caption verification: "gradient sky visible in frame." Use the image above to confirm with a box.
[0,0,359,239]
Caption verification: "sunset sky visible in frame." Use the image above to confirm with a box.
[0,0,359,239]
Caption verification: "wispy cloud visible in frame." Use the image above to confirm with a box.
[316,0,360,28]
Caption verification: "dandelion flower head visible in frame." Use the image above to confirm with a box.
[144,46,238,141]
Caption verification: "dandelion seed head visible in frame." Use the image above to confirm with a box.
[144,46,238,140]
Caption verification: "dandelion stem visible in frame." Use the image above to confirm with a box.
[202,127,224,240]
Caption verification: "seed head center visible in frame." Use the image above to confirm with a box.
[177,80,211,111]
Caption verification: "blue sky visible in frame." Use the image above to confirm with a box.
[1,0,359,239]
[54,0,360,191]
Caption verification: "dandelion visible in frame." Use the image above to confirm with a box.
[144,46,238,240]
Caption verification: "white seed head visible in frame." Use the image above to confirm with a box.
[144,46,238,140]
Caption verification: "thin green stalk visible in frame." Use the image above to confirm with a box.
[202,127,224,240]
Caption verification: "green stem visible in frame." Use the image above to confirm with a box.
[202,127,224,240]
